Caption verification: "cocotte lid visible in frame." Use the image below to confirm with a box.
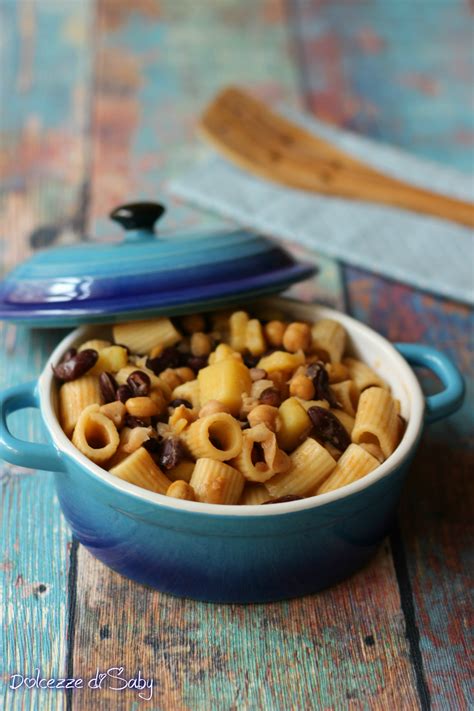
[0,202,316,327]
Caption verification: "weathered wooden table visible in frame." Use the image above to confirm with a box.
[1,2,472,709]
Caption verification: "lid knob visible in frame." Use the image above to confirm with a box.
[110,202,166,233]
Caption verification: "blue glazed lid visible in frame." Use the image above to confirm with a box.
[0,202,316,327]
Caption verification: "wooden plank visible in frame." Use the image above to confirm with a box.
[72,542,420,710]
[345,270,474,711]
[290,0,474,171]
[295,1,473,707]
[69,2,421,710]
[0,2,94,709]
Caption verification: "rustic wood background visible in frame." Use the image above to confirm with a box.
[1,1,472,710]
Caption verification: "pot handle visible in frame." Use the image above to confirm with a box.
[395,344,465,423]
[0,380,66,472]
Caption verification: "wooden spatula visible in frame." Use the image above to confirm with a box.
[198,87,474,228]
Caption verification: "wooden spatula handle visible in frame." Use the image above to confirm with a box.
[354,179,474,226]
[299,163,474,226]
[199,87,474,229]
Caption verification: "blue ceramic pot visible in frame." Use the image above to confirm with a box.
[0,300,464,602]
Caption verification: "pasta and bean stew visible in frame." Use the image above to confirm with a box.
[54,310,405,505]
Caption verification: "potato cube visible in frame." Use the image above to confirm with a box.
[90,346,128,375]
[198,359,252,416]
[277,397,312,451]
[257,350,305,374]
[208,343,241,364]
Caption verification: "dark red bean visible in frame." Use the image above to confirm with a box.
[158,437,185,470]
[186,355,208,373]
[125,415,150,428]
[259,387,282,408]
[169,398,192,409]
[243,353,260,369]
[146,347,181,375]
[307,406,351,451]
[306,362,339,408]
[127,370,150,397]
[142,438,162,454]
[99,372,118,403]
[116,384,133,403]
[262,495,303,505]
[52,349,98,382]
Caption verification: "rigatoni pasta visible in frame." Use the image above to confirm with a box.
[343,357,388,392]
[240,483,272,505]
[113,317,180,354]
[109,447,171,494]
[182,412,242,461]
[231,424,290,483]
[229,311,249,352]
[351,387,399,458]
[245,319,266,356]
[316,444,380,494]
[330,380,359,417]
[265,439,337,498]
[54,307,406,505]
[190,458,245,504]
[59,374,103,437]
[311,319,346,363]
[72,404,119,465]
[330,409,355,436]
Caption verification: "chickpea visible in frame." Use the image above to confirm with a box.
[181,314,206,334]
[264,320,286,348]
[175,366,195,383]
[289,374,315,400]
[159,368,182,391]
[149,387,168,415]
[126,396,159,418]
[283,322,311,353]
[191,332,213,357]
[166,480,196,501]
[247,404,280,433]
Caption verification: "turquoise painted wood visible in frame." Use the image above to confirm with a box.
[1,0,472,709]
[293,1,474,705]
[0,1,94,710]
